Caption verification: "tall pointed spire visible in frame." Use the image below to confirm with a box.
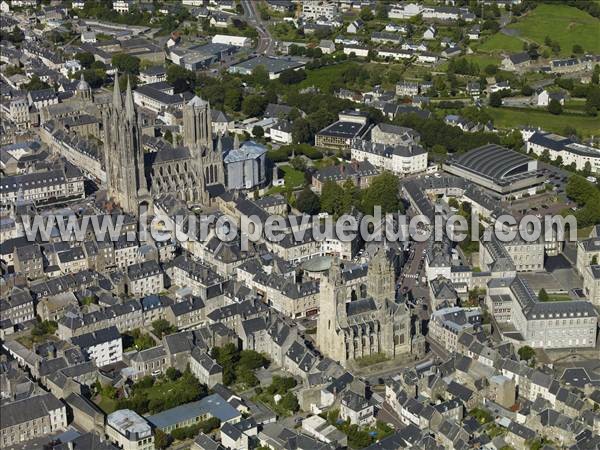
[233,133,240,150]
[112,71,121,109]
[125,76,135,119]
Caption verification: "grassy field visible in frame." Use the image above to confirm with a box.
[280,164,306,188]
[507,4,600,55]
[476,33,525,54]
[487,107,599,137]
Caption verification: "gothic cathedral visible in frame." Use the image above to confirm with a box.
[102,72,224,215]
[316,248,414,367]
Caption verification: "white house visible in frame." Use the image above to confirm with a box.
[71,325,123,367]
[343,44,369,58]
[417,52,439,64]
[535,89,565,107]
[112,0,132,13]
[423,26,437,40]
[347,19,364,34]
[269,120,293,144]
[389,3,423,19]
[318,39,335,54]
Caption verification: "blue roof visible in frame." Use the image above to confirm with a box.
[146,394,240,429]
[224,141,268,163]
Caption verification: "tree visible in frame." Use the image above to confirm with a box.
[518,345,536,362]
[76,51,95,69]
[489,91,503,107]
[250,65,269,86]
[297,186,320,215]
[538,288,550,302]
[547,99,562,115]
[572,44,584,54]
[252,125,264,138]
[484,64,498,76]
[23,76,50,92]
[593,255,598,265]
[163,130,173,144]
[224,84,243,112]
[375,3,388,19]
[361,172,402,215]
[291,118,312,144]
[521,85,533,96]
[165,367,180,381]
[111,53,140,74]
[592,65,600,84]
[431,144,448,157]
[242,95,268,117]
[359,7,374,21]
[152,319,175,338]
[279,392,299,412]
[279,68,306,85]
[320,181,344,216]
[566,175,598,206]
[154,429,171,450]
[166,65,195,92]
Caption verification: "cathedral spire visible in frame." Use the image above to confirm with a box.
[112,71,121,109]
[233,133,240,150]
[125,76,135,120]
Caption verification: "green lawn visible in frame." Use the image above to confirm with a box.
[476,33,525,54]
[299,61,355,92]
[542,294,573,302]
[281,165,306,188]
[354,353,389,367]
[506,4,600,55]
[487,107,600,137]
[95,395,118,414]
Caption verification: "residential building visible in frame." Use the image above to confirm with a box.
[189,348,223,388]
[71,325,123,367]
[1,393,67,447]
[429,307,482,353]
[106,410,154,450]
[311,160,378,193]
[340,390,374,426]
[525,130,600,173]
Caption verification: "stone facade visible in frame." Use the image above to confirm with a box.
[316,249,412,366]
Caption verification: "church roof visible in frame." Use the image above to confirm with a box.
[187,95,208,107]
[346,298,377,316]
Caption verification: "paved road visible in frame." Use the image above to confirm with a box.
[241,0,275,55]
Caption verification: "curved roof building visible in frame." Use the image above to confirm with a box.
[443,144,545,197]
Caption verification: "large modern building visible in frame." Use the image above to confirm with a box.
[315,110,370,152]
[487,276,598,349]
[224,140,268,190]
[443,144,545,198]
[228,56,306,79]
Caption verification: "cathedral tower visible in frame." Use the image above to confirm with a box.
[316,258,347,361]
[183,95,212,149]
[102,73,152,214]
[367,247,396,307]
